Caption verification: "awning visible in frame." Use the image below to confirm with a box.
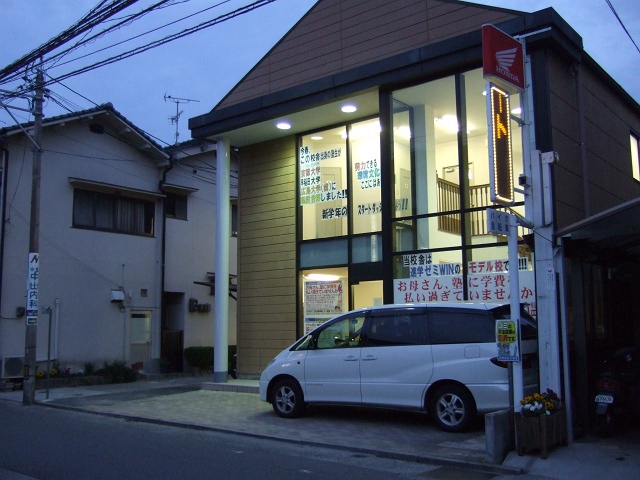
[557,197,640,262]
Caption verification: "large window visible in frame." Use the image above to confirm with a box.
[631,132,640,182]
[299,119,381,241]
[73,188,155,236]
[390,68,533,308]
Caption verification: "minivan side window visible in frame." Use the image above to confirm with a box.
[315,315,365,349]
[363,312,427,347]
[428,311,495,344]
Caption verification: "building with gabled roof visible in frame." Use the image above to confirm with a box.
[0,103,236,379]
[190,0,640,437]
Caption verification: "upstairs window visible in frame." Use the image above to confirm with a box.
[73,188,155,236]
[165,192,188,220]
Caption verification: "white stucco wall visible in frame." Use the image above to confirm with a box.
[0,116,164,372]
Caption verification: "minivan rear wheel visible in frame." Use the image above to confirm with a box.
[271,378,305,418]
[430,384,476,433]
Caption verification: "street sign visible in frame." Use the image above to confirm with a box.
[496,319,521,362]
[487,208,512,235]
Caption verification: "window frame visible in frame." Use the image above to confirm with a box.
[631,131,640,182]
[72,187,156,237]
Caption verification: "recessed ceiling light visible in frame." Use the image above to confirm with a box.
[305,274,340,281]
[310,135,323,140]
[276,121,291,130]
[341,104,357,113]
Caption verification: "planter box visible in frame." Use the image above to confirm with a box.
[515,409,568,459]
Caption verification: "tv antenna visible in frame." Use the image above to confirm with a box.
[164,93,199,145]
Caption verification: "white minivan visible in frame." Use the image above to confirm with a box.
[259,302,538,432]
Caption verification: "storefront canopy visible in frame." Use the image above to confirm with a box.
[558,197,640,264]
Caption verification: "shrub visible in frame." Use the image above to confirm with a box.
[184,346,237,371]
[96,360,137,384]
[84,362,95,376]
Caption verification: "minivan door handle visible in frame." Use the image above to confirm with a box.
[343,355,359,362]
[361,355,377,361]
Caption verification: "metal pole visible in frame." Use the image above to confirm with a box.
[23,63,44,406]
[509,214,523,412]
[45,306,52,400]
[213,138,230,383]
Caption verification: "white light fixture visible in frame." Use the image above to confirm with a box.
[511,107,522,115]
[435,115,472,134]
[310,135,323,140]
[276,121,291,130]
[341,104,357,113]
[394,125,412,140]
[305,273,340,281]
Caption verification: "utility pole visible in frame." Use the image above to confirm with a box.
[23,63,44,405]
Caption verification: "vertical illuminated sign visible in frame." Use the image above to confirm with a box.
[488,84,514,206]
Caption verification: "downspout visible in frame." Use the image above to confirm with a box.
[573,62,590,217]
[159,154,174,342]
[0,148,8,319]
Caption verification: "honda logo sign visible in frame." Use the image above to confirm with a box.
[482,24,524,93]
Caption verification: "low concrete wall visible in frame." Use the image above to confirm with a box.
[485,409,515,464]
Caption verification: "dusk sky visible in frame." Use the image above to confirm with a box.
[1,0,638,146]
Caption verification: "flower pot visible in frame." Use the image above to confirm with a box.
[515,409,567,459]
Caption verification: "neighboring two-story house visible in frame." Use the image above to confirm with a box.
[0,103,236,379]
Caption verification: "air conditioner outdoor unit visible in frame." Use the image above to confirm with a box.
[0,356,25,379]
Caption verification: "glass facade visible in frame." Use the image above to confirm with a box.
[298,68,534,328]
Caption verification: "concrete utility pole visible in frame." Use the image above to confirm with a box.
[23,64,44,405]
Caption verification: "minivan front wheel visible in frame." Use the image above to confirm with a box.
[271,378,305,418]
[430,384,476,433]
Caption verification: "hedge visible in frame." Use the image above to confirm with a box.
[184,345,237,370]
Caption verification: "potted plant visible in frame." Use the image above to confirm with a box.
[516,389,567,459]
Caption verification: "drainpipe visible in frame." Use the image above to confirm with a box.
[159,154,174,344]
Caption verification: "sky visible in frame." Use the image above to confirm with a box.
[0,0,638,147]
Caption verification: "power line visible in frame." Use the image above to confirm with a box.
[36,0,278,87]
[0,0,143,82]
[606,0,640,55]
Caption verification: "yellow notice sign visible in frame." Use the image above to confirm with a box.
[496,320,520,361]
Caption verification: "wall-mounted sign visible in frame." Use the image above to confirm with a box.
[488,84,514,206]
[482,24,525,93]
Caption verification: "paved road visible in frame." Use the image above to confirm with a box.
[2,376,640,479]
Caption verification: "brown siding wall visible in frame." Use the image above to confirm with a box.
[219,0,517,109]
[237,137,298,375]
[548,50,640,230]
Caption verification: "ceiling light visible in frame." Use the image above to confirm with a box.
[276,121,291,130]
[341,104,357,113]
[305,274,340,282]
[310,135,323,140]
[394,125,412,139]
[511,107,522,115]
[435,115,472,134]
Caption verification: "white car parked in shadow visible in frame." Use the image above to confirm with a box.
[259,302,538,432]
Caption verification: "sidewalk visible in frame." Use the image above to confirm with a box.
[2,376,639,479]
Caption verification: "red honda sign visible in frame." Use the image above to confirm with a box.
[482,24,525,93]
